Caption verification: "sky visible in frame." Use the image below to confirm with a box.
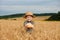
[0,0,60,16]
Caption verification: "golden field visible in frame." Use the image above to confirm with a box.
[0,16,60,40]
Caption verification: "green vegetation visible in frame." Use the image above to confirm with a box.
[0,13,24,19]
[0,13,57,19]
[46,11,60,21]
[0,11,60,21]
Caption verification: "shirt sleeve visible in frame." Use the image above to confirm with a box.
[24,21,27,26]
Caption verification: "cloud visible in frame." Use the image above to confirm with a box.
[0,5,59,13]
[0,0,59,6]
[0,0,60,16]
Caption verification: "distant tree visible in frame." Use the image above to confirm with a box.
[58,11,60,15]
[46,11,60,21]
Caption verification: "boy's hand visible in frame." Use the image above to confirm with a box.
[25,23,34,28]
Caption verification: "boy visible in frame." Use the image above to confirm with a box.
[24,12,35,32]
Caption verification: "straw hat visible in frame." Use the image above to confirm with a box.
[24,12,35,18]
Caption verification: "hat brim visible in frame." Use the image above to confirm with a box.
[23,15,35,18]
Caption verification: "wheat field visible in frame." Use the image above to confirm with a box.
[0,16,60,40]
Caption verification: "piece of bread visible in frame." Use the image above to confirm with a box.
[25,23,34,28]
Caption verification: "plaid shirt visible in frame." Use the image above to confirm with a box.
[24,21,34,26]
